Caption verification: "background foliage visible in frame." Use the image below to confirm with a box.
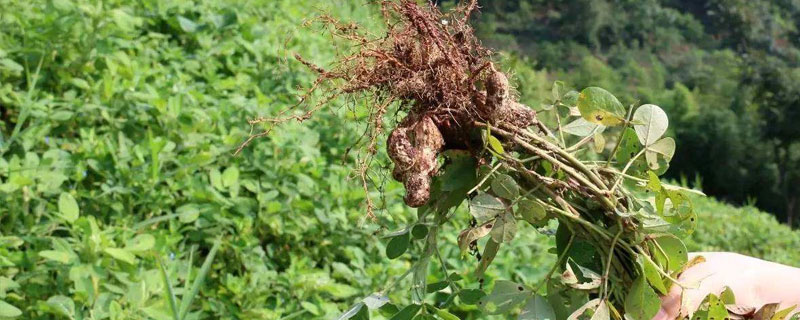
[456,0,800,226]
[0,0,798,319]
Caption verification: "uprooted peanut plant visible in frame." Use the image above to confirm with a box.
[246,1,778,319]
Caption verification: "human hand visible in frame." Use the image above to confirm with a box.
[653,252,800,320]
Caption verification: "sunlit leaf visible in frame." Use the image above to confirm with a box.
[104,248,137,264]
[125,234,155,252]
[720,286,736,304]
[0,300,21,318]
[771,305,796,320]
[563,118,605,137]
[577,87,626,126]
[652,235,687,272]
[57,193,79,223]
[632,104,668,146]
[706,294,730,320]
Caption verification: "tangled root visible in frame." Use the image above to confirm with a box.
[256,0,538,208]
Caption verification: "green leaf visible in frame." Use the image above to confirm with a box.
[459,289,486,305]
[519,295,556,320]
[0,300,22,318]
[177,16,199,32]
[209,169,223,190]
[469,192,505,222]
[0,59,24,74]
[411,225,428,240]
[179,239,221,319]
[337,303,366,320]
[433,306,459,320]
[632,104,669,146]
[43,295,75,318]
[563,118,605,137]
[624,276,660,320]
[637,255,668,295]
[38,250,71,264]
[552,81,566,101]
[177,204,200,224]
[389,304,421,320]
[577,87,626,126]
[104,248,137,264]
[518,199,546,224]
[491,173,519,200]
[652,235,688,272]
[386,232,410,259]
[772,305,797,320]
[562,91,579,106]
[490,212,517,244]
[475,240,501,278]
[222,166,239,188]
[615,128,643,171]
[720,286,736,304]
[478,280,530,315]
[425,281,448,293]
[488,134,505,154]
[57,193,79,223]
[301,301,322,316]
[706,294,729,320]
[441,154,477,192]
[125,234,155,252]
[70,78,90,90]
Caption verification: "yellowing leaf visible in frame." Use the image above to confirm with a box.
[577,87,626,126]
[488,135,505,154]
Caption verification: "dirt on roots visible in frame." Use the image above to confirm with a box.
[248,0,540,210]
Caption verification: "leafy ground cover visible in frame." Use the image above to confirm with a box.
[0,0,798,319]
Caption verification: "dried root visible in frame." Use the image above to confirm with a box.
[249,0,537,207]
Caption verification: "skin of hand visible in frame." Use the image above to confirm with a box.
[653,252,800,320]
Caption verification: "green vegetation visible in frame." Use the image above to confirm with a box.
[462,0,800,226]
[0,0,798,319]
